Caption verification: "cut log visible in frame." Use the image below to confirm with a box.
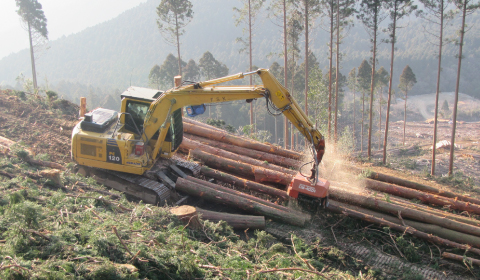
[183,122,303,160]
[389,196,480,227]
[364,178,480,215]
[197,208,265,229]
[180,137,296,176]
[189,149,294,186]
[330,200,480,248]
[175,177,309,227]
[327,200,480,256]
[183,118,225,133]
[170,205,202,230]
[185,134,302,169]
[184,176,291,212]
[442,252,480,266]
[329,184,480,238]
[200,166,289,200]
[347,166,480,205]
[28,158,66,171]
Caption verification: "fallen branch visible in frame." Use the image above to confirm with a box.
[255,267,329,278]
[112,226,134,258]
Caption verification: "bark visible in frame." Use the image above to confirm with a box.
[442,252,480,266]
[347,166,480,205]
[170,205,201,230]
[183,122,303,160]
[327,200,480,250]
[449,1,467,175]
[28,158,66,171]
[389,196,480,228]
[183,118,225,133]
[197,208,265,229]
[200,166,290,200]
[180,137,296,176]
[327,199,480,256]
[329,184,480,238]
[185,176,288,212]
[189,149,294,186]
[283,0,289,149]
[334,0,340,143]
[364,178,480,215]
[185,134,302,169]
[175,177,309,227]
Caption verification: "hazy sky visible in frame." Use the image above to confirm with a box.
[0,0,147,60]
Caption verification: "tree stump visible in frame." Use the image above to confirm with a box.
[170,205,202,230]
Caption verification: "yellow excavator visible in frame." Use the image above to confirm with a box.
[71,69,329,207]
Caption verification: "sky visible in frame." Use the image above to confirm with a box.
[0,0,148,60]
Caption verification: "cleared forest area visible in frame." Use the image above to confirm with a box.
[1,90,480,279]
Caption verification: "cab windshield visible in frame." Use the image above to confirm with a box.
[125,101,149,133]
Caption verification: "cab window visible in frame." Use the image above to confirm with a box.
[125,101,149,133]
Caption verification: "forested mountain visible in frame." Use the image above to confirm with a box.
[1,0,479,109]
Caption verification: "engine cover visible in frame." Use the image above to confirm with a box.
[287,173,329,199]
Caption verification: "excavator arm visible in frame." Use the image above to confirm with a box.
[142,69,325,181]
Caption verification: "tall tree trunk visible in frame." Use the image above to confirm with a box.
[403,91,408,145]
[249,0,254,132]
[383,17,396,163]
[304,0,309,116]
[361,91,365,153]
[27,21,38,91]
[328,4,334,140]
[175,13,182,79]
[449,1,467,175]
[431,2,444,175]
[378,88,382,150]
[353,78,356,150]
[334,0,340,144]
[368,13,378,159]
[283,0,289,149]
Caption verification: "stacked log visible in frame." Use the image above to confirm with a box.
[175,177,309,227]
[181,119,480,260]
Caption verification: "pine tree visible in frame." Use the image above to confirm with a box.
[383,0,416,163]
[158,53,186,88]
[148,65,162,89]
[156,0,193,80]
[398,65,417,146]
[358,0,388,158]
[357,59,372,153]
[234,0,266,131]
[347,67,357,149]
[183,59,200,81]
[417,0,452,175]
[375,66,389,150]
[15,0,48,91]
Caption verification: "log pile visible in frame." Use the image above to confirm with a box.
[179,118,480,264]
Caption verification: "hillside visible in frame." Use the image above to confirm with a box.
[1,0,480,100]
[2,90,480,279]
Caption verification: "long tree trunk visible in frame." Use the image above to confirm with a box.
[378,88,382,150]
[383,4,397,163]
[361,91,365,153]
[180,137,297,175]
[328,200,480,250]
[176,177,309,227]
[403,90,408,145]
[304,0,309,116]
[197,208,265,229]
[189,149,294,185]
[368,13,378,159]
[334,0,340,144]
[329,184,480,237]
[353,75,356,150]
[363,178,480,215]
[283,0,289,149]
[249,0,254,132]
[200,166,290,200]
[432,0,444,175]
[328,3,334,140]
[183,122,303,159]
[184,134,302,168]
[175,13,182,79]
[27,21,38,91]
[449,1,467,175]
